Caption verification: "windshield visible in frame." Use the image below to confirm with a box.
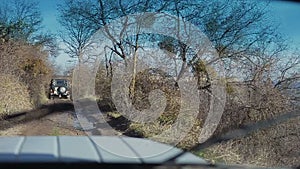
[0,0,299,168]
[52,79,68,87]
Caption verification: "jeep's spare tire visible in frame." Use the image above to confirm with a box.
[59,86,66,93]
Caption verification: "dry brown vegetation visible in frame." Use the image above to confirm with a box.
[0,0,55,117]
[198,83,299,167]
[0,41,53,117]
[0,74,32,118]
[94,64,299,167]
[62,0,299,167]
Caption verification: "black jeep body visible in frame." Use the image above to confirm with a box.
[49,79,71,99]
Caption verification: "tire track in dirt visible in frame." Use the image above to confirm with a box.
[0,100,85,136]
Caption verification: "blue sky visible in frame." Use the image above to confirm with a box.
[5,0,300,69]
[38,0,61,35]
[38,0,72,70]
[37,0,300,44]
[269,1,300,47]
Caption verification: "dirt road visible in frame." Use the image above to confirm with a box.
[0,100,86,136]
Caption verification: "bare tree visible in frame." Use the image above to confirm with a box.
[57,0,98,64]
[59,0,300,113]
[0,0,58,57]
[0,0,42,42]
[0,0,56,107]
[58,1,300,166]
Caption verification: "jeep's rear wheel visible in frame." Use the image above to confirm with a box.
[49,94,54,100]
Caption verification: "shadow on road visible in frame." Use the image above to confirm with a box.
[0,98,136,137]
[0,101,74,131]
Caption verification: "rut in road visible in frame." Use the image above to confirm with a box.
[0,99,125,136]
[0,100,75,131]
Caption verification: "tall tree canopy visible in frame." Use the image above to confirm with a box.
[0,0,57,56]
[58,0,299,91]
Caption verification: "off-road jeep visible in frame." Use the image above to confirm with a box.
[49,79,71,99]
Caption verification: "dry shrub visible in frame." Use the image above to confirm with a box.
[94,66,116,112]
[200,82,299,167]
[202,116,300,168]
[210,82,290,136]
[177,119,203,149]
[71,65,96,100]
[133,68,180,124]
[95,65,299,167]
[96,67,205,148]
[0,41,53,107]
[95,67,113,100]
[17,45,52,106]
[0,74,32,118]
[95,67,179,129]
[94,66,211,148]
[0,41,25,76]
[127,69,181,137]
